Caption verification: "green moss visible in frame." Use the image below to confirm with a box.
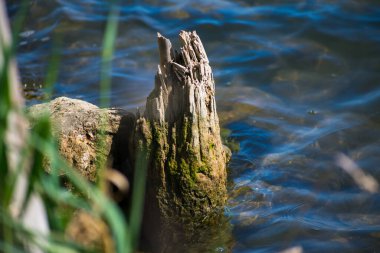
[140,112,227,223]
[181,117,189,142]
[152,122,165,140]
[220,127,231,140]
[220,127,240,153]
[196,165,208,175]
[225,139,240,153]
[179,158,196,188]
[167,156,178,176]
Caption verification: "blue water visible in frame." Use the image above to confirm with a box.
[9,0,380,252]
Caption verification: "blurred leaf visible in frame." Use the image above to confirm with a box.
[129,147,148,251]
[20,115,52,217]
[29,133,131,253]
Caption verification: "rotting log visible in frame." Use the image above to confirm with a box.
[28,31,229,251]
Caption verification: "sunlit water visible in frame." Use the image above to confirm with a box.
[8,0,380,252]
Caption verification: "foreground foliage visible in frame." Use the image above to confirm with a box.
[0,1,143,252]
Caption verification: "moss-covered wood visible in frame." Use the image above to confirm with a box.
[136,31,228,246]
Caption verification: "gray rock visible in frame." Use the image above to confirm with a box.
[29,97,134,182]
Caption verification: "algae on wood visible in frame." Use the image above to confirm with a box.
[135,31,228,242]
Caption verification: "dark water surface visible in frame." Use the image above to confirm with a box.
[9,0,380,252]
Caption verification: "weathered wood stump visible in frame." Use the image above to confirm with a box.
[136,31,228,246]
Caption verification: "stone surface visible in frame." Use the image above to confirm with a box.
[29,97,134,182]
[65,210,113,252]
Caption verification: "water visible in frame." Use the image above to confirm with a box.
[8,0,380,252]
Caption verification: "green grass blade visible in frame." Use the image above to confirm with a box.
[100,3,120,109]
[29,133,131,253]
[129,148,148,251]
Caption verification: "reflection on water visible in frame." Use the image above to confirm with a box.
[8,0,380,252]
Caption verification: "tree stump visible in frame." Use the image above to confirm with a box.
[135,31,228,247]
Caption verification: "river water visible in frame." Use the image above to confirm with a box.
[8,0,380,252]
